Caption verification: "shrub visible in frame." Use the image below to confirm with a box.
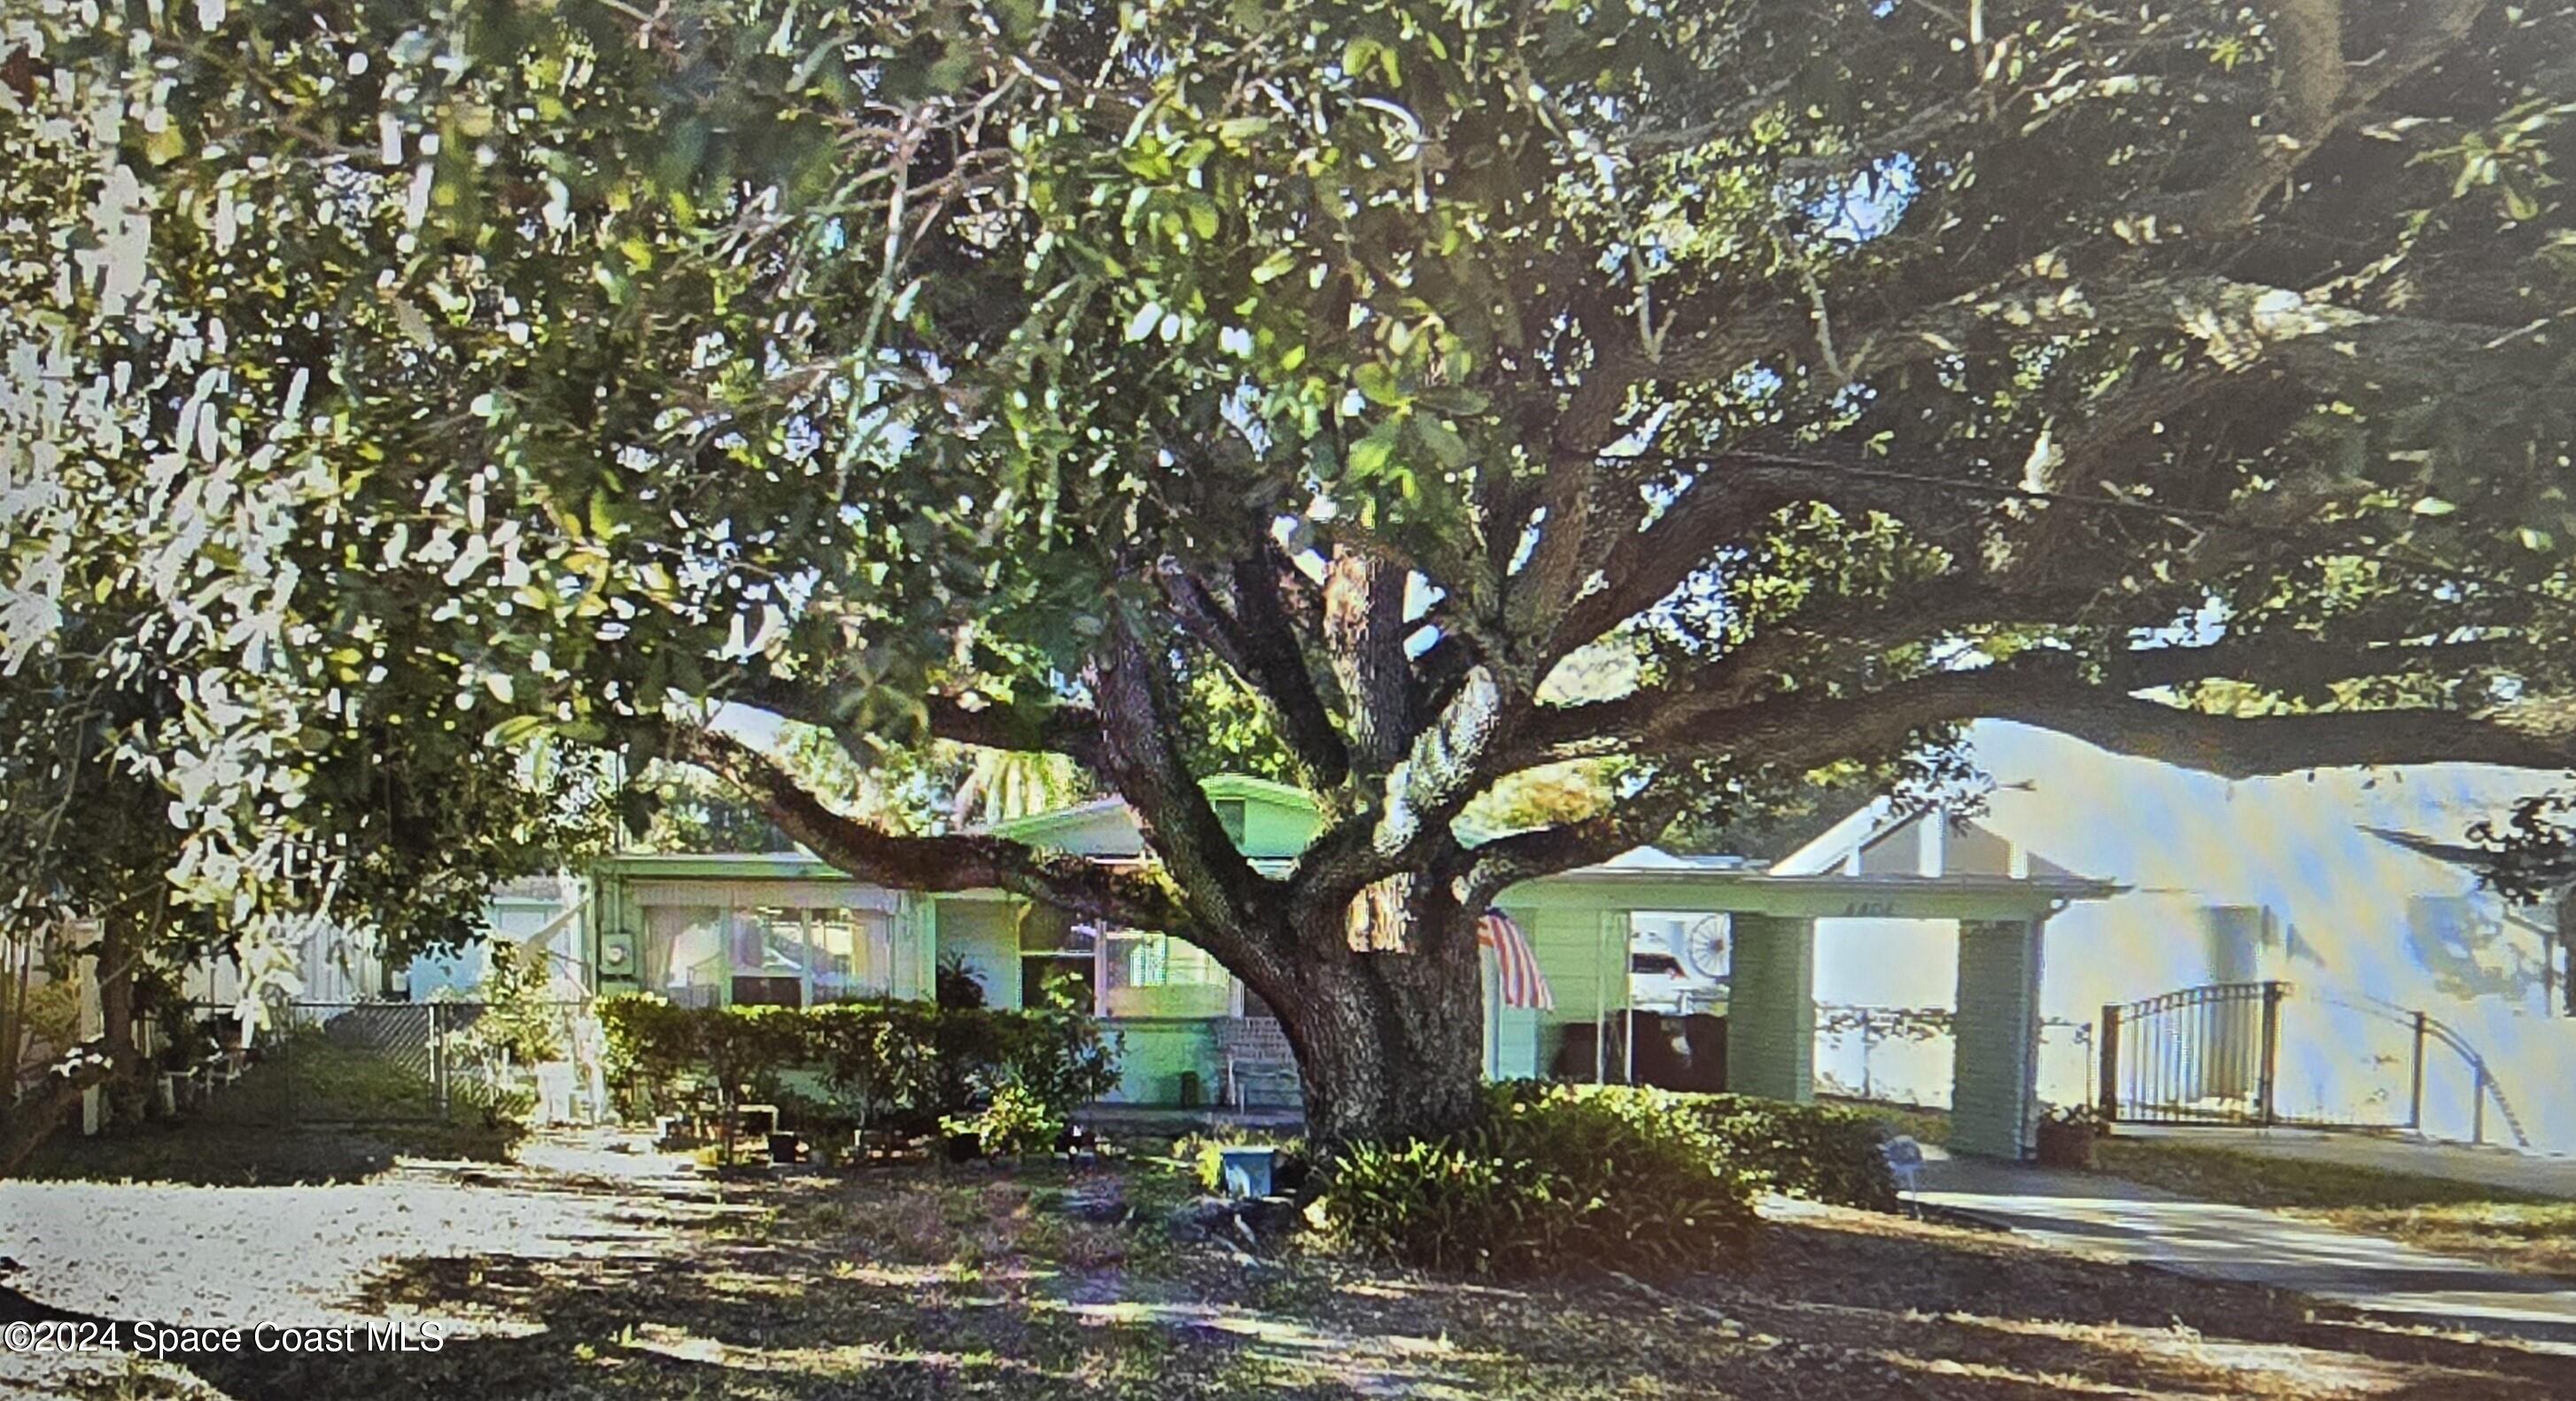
[1316,1082,1757,1279]
[806,1000,928,1134]
[698,1004,809,1163]
[1678,1094,1900,1211]
[595,993,702,1118]
[994,1007,1121,1116]
[942,1081,1062,1157]
[592,994,1120,1146]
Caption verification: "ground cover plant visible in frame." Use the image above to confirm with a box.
[1316,1083,1767,1278]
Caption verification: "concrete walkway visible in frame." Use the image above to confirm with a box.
[1919,1153,2576,1351]
[2111,1125,2576,1200]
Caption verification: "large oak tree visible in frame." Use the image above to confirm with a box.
[7,0,2573,1142]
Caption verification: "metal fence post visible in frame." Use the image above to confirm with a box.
[2098,1003,2121,1121]
[2256,981,2285,1126]
[1858,1010,1874,1102]
[2473,1064,2487,1146]
[432,1001,450,1118]
[2409,1010,2428,1132]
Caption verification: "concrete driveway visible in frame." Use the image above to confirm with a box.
[2108,1125,2576,1200]
[1917,1151,2576,1351]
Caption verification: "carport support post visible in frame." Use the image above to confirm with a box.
[1952,917,2045,1159]
[1724,914,1815,1103]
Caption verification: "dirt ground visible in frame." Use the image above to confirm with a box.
[4,1131,2572,1400]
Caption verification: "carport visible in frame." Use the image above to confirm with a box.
[1499,850,2118,1158]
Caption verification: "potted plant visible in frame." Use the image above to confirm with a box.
[2034,1103,2100,1169]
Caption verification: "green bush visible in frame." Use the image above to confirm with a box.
[592,993,1121,1146]
[943,1081,1063,1156]
[596,993,704,1117]
[1679,1094,1900,1211]
[1317,1082,1757,1279]
[806,1000,930,1134]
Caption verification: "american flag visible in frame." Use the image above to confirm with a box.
[1478,909,1554,1010]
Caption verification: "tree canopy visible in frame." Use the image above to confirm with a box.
[7,0,2573,1136]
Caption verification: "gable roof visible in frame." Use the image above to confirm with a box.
[985,773,1323,858]
[1774,798,2097,885]
[1804,720,2555,905]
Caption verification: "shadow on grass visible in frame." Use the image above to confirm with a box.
[10,1159,2576,1400]
[19,1038,523,1186]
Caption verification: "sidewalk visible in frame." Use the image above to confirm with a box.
[1919,1152,2576,1351]
[2109,1125,2576,1200]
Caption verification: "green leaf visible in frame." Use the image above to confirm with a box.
[2411,496,2458,515]
[484,715,552,747]
[1413,416,1469,470]
[1354,363,1410,406]
[1183,192,1220,240]
[1347,423,1401,478]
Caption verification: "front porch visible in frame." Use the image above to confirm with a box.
[577,778,2117,1159]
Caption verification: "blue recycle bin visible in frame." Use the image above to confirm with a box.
[1217,1145,1276,1199]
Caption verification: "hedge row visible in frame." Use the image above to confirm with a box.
[594,994,1120,1152]
[1677,1092,1902,1211]
[1309,1082,1902,1279]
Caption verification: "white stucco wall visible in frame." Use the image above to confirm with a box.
[1810,723,2576,1153]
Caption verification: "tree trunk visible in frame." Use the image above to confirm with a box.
[1269,905,1489,1147]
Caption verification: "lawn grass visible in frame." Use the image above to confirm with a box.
[2094,1136,2576,1281]
[19,1033,522,1185]
[24,1134,2576,1400]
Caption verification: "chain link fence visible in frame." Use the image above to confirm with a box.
[172,998,606,1126]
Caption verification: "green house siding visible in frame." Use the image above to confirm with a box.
[1102,1019,1220,1105]
[936,899,1023,1012]
[564,775,2107,1126]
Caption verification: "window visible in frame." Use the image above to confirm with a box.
[644,906,726,1007]
[640,901,897,1008]
[807,909,896,1003]
[1018,906,1095,1011]
[1099,931,1230,1018]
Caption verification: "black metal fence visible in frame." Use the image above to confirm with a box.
[2098,981,2529,1147]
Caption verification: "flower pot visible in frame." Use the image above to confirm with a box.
[2035,1118,2094,1169]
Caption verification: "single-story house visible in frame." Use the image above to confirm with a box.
[1799,722,2576,1156]
[557,774,2114,1157]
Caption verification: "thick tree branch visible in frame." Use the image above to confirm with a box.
[1546,456,1989,663]
[726,669,1103,767]
[1086,614,1277,934]
[1322,548,1416,771]
[2194,0,2492,228]
[1159,554,1349,784]
[2110,635,2507,693]
[1455,782,1693,910]
[1643,661,2576,781]
[664,724,1188,933]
